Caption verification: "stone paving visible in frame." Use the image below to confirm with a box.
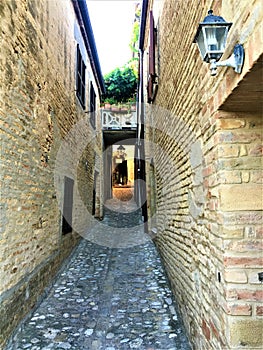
[5,195,191,350]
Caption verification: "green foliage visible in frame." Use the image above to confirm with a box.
[129,21,139,55]
[127,57,139,77]
[128,3,140,76]
[103,97,116,105]
[102,65,137,104]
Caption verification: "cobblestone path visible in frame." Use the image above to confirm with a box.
[5,196,191,350]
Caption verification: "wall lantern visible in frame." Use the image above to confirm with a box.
[193,10,244,76]
[117,145,126,156]
[81,159,89,171]
[115,145,126,163]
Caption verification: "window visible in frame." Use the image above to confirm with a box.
[92,171,98,216]
[76,45,86,108]
[147,11,158,103]
[90,82,96,129]
[62,177,74,235]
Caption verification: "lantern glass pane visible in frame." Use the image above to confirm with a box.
[205,27,218,51]
[215,26,228,50]
[203,25,228,61]
[196,29,206,60]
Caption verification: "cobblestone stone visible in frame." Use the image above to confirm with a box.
[5,198,191,350]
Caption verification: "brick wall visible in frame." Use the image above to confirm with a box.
[143,0,263,348]
[0,1,102,347]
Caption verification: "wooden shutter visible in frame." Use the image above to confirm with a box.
[149,11,155,76]
[90,82,96,129]
[147,10,157,103]
[76,45,86,108]
[62,177,74,235]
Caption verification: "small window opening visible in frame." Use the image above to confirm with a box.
[76,45,86,108]
[147,11,158,103]
[90,82,96,129]
[62,176,74,235]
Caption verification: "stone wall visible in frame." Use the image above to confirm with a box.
[143,0,263,348]
[0,0,102,347]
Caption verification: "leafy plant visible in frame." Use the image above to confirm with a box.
[102,65,137,104]
[129,21,139,56]
[103,97,117,105]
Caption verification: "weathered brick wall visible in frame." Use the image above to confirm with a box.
[144,0,263,348]
[0,1,102,347]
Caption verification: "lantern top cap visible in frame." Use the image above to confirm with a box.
[202,9,230,24]
[193,9,232,43]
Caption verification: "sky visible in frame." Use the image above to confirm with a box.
[86,1,139,75]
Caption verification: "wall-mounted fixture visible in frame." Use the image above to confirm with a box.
[193,10,244,76]
[117,145,126,155]
[81,159,89,171]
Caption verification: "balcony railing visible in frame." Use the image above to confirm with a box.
[101,110,137,130]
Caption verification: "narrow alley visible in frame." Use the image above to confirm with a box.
[1,1,262,349]
[5,193,191,350]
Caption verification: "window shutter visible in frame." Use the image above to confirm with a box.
[90,82,96,129]
[149,11,155,76]
[62,177,74,235]
[76,45,86,108]
[147,75,154,102]
[147,11,158,103]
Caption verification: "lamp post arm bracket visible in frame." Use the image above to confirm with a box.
[216,44,245,73]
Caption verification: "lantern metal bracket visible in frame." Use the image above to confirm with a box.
[210,44,245,76]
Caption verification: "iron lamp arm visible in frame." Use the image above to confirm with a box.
[210,44,245,76]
